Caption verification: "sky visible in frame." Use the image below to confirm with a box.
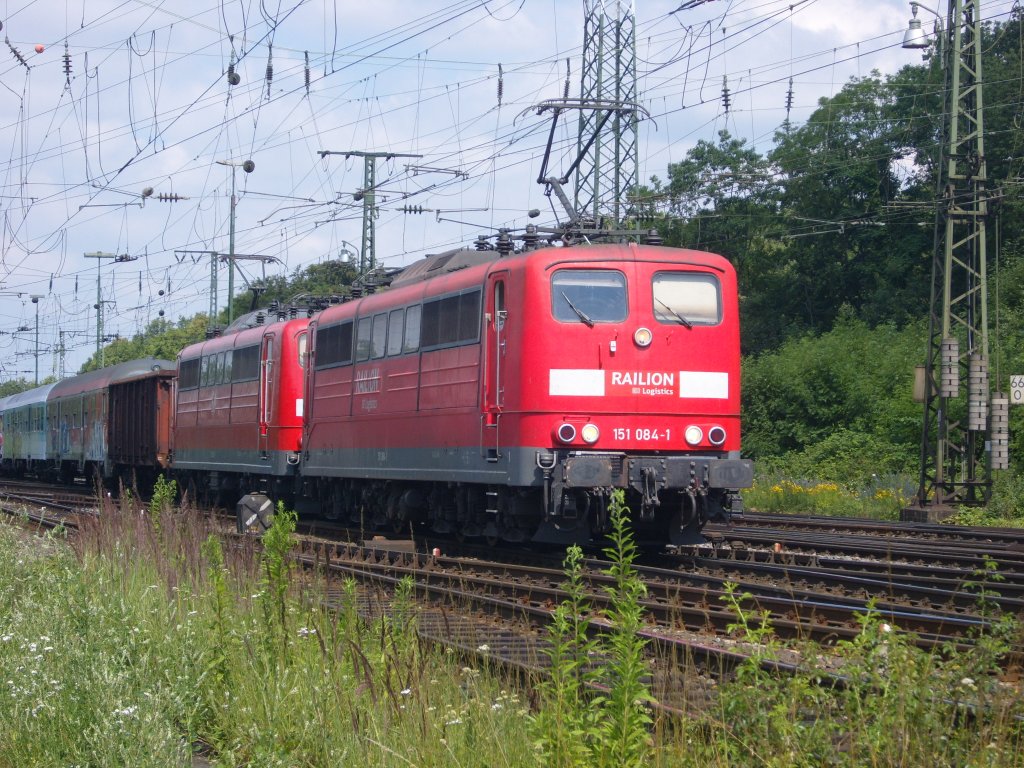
[0,0,1015,377]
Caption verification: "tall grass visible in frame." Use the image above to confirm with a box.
[0,495,535,766]
[0,490,1020,766]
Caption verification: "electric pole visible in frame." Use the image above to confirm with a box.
[902,0,1000,517]
[176,249,277,333]
[84,252,137,368]
[575,0,639,227]
[215,158,255,324]
[317,150,422,272]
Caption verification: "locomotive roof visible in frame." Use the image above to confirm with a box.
[390,248,501,287]
[49,357,175,399]
[178,315,310,360]
[0,382,58,412]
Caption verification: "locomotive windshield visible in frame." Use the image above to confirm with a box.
[652,272,721,326]
[551,269,627,324]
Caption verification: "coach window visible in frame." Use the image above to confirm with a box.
[403,305,421,353]
[652,272,721,326]
[297,332,308,368]
[371,313,388,359]
[180,358,200,389]
[551,269,627,324]
[200,355,211,387]
[494,280,506,330]
[220,351,233,383]
[355,317,372,362]
[387,309,404,356]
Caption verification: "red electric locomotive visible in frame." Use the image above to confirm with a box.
[301,239,752,545]
[172,314,310,503]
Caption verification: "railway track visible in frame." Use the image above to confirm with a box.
[2,483,1021,713]
[705,513,1024,574]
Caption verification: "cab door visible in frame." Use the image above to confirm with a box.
[481,270,508,460]
[258,332,275,456]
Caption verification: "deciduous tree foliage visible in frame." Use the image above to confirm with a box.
[660,10,1024,476]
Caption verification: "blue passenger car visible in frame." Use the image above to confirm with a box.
[0,383,57,476]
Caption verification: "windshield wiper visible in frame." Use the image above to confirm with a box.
[561,291,595,327]
[655,297,693,328]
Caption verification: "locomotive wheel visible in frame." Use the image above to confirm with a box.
[386,488,406,534]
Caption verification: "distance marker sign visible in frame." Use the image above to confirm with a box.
[1011,375,1024,404]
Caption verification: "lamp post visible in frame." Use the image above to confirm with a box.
[902,2,943,50]
[338,240,360,264]
[215,158,255,324]
[30,295,42,385]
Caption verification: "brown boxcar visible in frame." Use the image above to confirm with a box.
[108,365,175,487]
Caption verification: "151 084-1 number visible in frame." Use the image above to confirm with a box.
[613,427,670,441]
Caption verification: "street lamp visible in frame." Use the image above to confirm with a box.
[30,295,42,385]
[215,158,255,324]
[902,2,943,50]
[338,240,360,264]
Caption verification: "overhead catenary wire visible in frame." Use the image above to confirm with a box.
[1,0,1021,375]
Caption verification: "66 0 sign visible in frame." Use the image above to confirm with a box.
[1011,375,1024,405]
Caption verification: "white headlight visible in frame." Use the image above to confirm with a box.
[581,423,600,444]
[684,425,703,445]
[633,327,652,347]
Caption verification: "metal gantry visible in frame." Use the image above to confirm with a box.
[574,0,639,228]
[916,0,997,509]
[84,251,137,368]
[318,150,422,273]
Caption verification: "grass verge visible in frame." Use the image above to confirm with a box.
[0,489,1020,766]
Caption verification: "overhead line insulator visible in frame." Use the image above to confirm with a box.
[63,41,72,83]
[265,43,273,100]
[6,37,28,69]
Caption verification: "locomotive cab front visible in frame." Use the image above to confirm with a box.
[501,242,752,545]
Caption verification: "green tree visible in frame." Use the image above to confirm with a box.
[80,315,209,372]
[742,312,923,473]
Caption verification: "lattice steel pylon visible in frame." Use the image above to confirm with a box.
[915,0,997,510]
[574,0,639,228]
